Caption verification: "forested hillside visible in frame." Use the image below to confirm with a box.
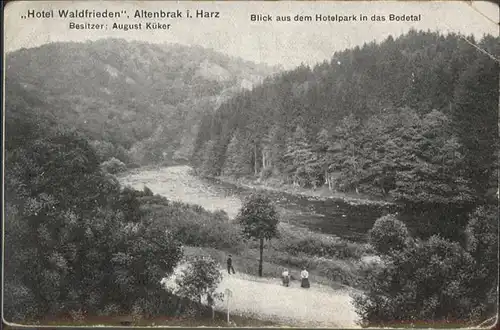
[5,38,280,166]
[192,29,499,326]
[3,74,242,324]
[193,29,499,217]
[4,85,177,321]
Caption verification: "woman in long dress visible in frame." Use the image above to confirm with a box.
[282,268,290,287]
[300,267,310,288]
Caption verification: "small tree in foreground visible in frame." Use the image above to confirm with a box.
[236,193,279,277]
[176,256,224,305]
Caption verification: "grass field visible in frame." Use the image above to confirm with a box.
[183,245,372,292]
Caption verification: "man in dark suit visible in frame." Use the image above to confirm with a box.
[227,255,235,274]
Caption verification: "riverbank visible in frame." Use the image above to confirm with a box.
[211,174,396,207]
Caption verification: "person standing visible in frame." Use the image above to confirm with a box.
[227,255,235,274]
[282,268,290,287]
[300,267,310,288]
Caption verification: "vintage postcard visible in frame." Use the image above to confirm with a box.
[2,0,499,328]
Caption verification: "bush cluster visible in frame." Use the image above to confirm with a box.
[3,130,223,324]
[275,223,367,260]
[354,210,498,327]
[101,157,127,174]
[137,194,244,252]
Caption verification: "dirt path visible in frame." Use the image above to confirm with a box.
[163,264,360,328]
[213,271,360,328]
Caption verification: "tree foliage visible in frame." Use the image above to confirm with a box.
[222,131,252,176]
[194,31,499,244]
[368,215,410,255]
[101,157,127,174]
[6,39,279,166]
[176,256,224,305]
[195,32,498,189]
[355,208,498,327]
[451,47,499,199]
[237,193,280,241]
[3,123,185,322]
[236,193,279,276]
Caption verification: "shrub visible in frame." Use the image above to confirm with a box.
[464,205,498,320]
[465,205,498,268]
[260,167,273,180]
[275,223,366,260]
[126,162,141,169]
[3,129,185,323]
[99,304,120,317]
[2,282,40,322]
[140,195,244,252]
[69,309,85,322]
[101,157,127,174]
[89,140,115,162]
[175,256,224,306]
[368,214,410,255]
[354,209,498,327]
[353,236,475,327]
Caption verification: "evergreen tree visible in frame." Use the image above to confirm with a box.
[314,128,333,187]
[334,114,364,192]
[282,125,315,187]
[199,140,219,177]
[222,131,252,176]
[451,51,499,200]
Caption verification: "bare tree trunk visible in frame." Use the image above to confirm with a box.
[258,238,264,277]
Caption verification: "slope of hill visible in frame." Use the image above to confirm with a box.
[188,30,499,327]
[5,38,281,165]
[192,30,499,206]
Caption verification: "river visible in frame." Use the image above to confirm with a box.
[119,165,398,243]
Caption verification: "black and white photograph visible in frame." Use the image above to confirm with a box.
[3,0,499,328]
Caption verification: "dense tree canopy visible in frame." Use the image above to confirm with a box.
[3,91,187,323]
[4,127,185,322]
[355,206,498,327]
[192,30,499,326]
[193,30,499,241]
[6,39,279,166]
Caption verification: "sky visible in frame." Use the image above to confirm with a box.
[4,1,499,69]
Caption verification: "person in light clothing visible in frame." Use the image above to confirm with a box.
[282,268,290,287]
[300,267,310,288]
